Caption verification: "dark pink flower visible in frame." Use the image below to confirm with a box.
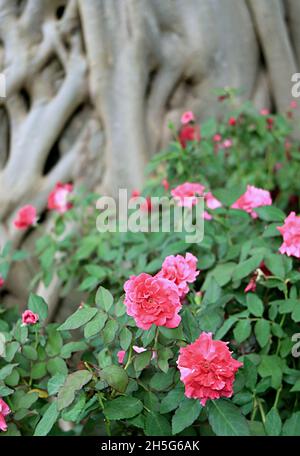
[124,273,182,330]
[179,125,200,148]
[0,398,10,432]
[157,253,199,298]
[0,276,4,288]
[162,179,169,191]
[117,350,126,364]
[48,182,73,213]
[228,117,236,126]
[22,310,39,326]
[177,332,243,406]
[213,134,222,142]
[260,108,269,116]
[14,205,37,230]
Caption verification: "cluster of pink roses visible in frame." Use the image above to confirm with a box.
[0,398,10,432]
[13,182,73,231]
[123,253,243,406]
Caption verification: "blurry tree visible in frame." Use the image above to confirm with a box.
[0,0,299,308]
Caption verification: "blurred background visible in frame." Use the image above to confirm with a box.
[0,0,299,312]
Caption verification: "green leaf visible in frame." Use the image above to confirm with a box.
[134,351,152,372]
[34,402,59,436]
[23,345,38,361]
[145,412,171,436]
[28,293,49,321]
[149,369,175,391]
[4,341,20,362]
[247,294,264,317]
[254,206,286,222]
[57,370,92,411]
[62,393,86,422]
[282,412,300,436]
[31,362,47,379]
[265,408,282,436]
[47,373,67,395]
[0,363,18,380]
[61,341,88,359]
[172,398,202,435]
[84,311,107,338]
[215,316,238,340]
[232,254,263,281]
[264,254,285,278]
[208,400,250,436]
[78,276,99,291]
[101,365,128,393]
[102,319,119,344]
[95,286,114,312]
[258,355,283,389]
[47,357,68,376]
[103,396,143,420]
[233,319,251,344]
[119,327,132,350]
[157,347,173,373]
[160,387,185,414]
[254,319,271,347]
[58,307,97,331]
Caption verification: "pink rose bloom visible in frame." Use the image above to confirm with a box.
[0,276,4,288]
[177,332,243,406]
[162,179,169,191]
[0,398,10,432]
[231,185,272,219]
[171,182,205,208]
[22,310,39,326]
[157,253,199,298]
[260,108,269,116]
[213,134,222,142]
[124,273,182,330]
[117,350,126,364]
[290,100,297,109]
[181,111,195,125]
[14,205,37,230]
[222,139,232,149]
[205,192,222,210]
[203,211,212,221]
[277,211,300,258]
[244,276,257,293]
[48,182,73,214]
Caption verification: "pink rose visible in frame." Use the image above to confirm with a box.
[157,253,199,298]
[231,185,272,219]
[277,211,300,258]
[205,192,222,210]
[117,350,126,364]
[181,111,195,125]
[260,108,269,116]
[124,273,182,330]
[179,125,200,148]
[290,100,297,109]
[0,276,4,288]
[48,182,73,214]
[22,310,39,326]
[0,398,10,432]
[222,139,232,149]
[244,276,257,293]
[177,332,243,406]
[162,179,169,191]
[13,205,37,230]
[213,134,222,142]
[171,182,205,208]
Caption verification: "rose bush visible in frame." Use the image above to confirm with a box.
[0,98,300,436]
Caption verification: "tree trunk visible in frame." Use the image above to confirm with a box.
[0,0,299,307]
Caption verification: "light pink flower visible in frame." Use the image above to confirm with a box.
[133,346,156,359]
[181,111,195,125]
[231,185,272,218]
[213,134,222,142]
[203,211,212,221]
[177,332,243,406]
[117,350,126,364]
[0,276,4,288]
[0,398,10,432]
[222,139,233,149]
[290,100,297,109]
[244,276,257,293]
[277,211,300,258]
[14,205,37,230]
[260,108,269,116]
[22,310,39,326]
[124,273,182,330]
[171,182,205,208]
[48,182,73,214]
[157,253,199,298]
[205,192,222,210]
